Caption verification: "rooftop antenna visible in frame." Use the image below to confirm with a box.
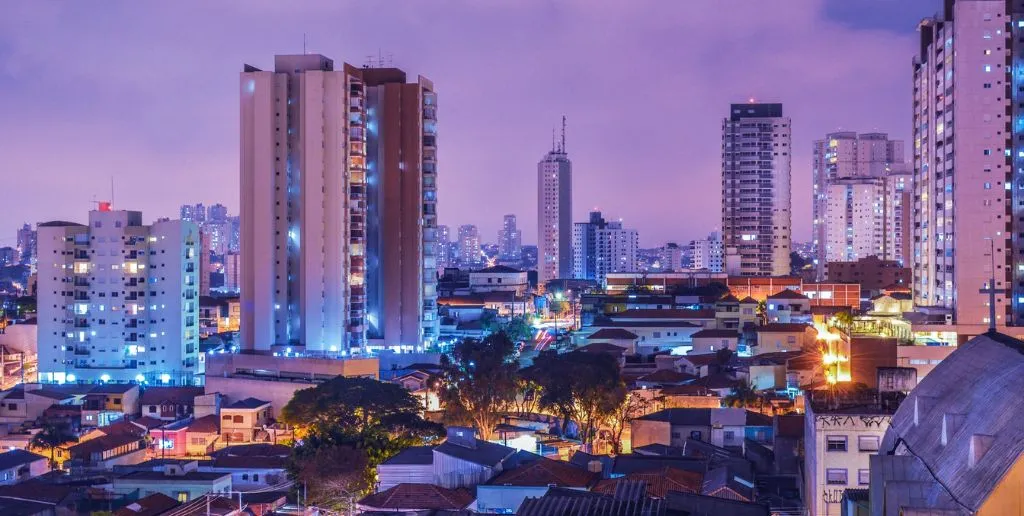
[551,127,556,153]
[110,177,115,209]
[560,115,567,153]
[303,33,307,54]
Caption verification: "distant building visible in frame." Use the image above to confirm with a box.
[223,253,240,293]
[458,225,481,268]
[657,243,685,271]
[826,256,910,296]
[498,215,522,261]
[572,211,638,283]
[721,103,791,276]
[36,206,200,384]
[179,203,206,225]
[15,224,35,266]
[538,118,572,284]
[690,232,723,273]
[0,247,15,267]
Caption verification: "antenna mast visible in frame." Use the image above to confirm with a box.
[110,177,115,208]
[560,115,567,153]
[303,33,307,54]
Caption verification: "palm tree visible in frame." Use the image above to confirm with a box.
[723,382,761,410]
[30,422,77,468]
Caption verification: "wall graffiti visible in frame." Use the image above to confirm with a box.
[822,489,844,505]
[816,415,891,428]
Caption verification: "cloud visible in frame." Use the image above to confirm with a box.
[0,0,920,248]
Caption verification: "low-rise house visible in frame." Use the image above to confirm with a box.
[689,329,740,354]
[378,446,434,491]
[0,483,80,516]
[584,328,640,354]
[114,492,180,516]
[113,460,231,503]
[140,387,205,422]
[432,427,516,489]
[67,430,146,470]
[357,483,473,514]
[81,384,141,427]
[766,290,811,324]
[755,323,817,354]
[593,465,703,499]
[477,455,598,513]
[219,398,271,444]
[657,385,723,409]
[469,265,530,296]
[691,372,742,397]
[205,444,288,490]
[674,353,723,377]
[184,415,220,456]
[0,449,48,485]
[635,370,696,389]
[631,409,714,448]
[702,465,755,502]
[391,370,440,412]
[710,409,772,449]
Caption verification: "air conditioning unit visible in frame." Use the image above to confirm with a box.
[944,313,953,325]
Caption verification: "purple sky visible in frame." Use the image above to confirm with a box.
[0,0,938,249]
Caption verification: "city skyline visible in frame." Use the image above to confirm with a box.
[0,0,938,248]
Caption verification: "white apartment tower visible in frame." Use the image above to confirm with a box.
[691,232,724,273]
[36,207,200,384]
[812,132,906,277]
[572,211,638,282]
[721,103,791,276]
[240,54,439,352]
[458,225,481,268]
[913,1,1020,329]
[538,118,572,285]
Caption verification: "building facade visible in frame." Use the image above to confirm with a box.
[572,211,638,283]
[690,232,723,272]
[812,132,905,277]
[457,225,480,269]
[913,1,1024,329]
[721,103,791,276]
[657,242,685,271]
[36,207,200,384]
[537,119,572,285]
[498,214,522,261]
[240,54,438,353]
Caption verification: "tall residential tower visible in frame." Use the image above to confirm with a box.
[721,103,791,276]
[240,54,438,353]
[538,117,572,286]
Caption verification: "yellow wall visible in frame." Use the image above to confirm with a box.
[979,455,1024,516]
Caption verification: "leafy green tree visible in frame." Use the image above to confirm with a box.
[606,388,651,455]
[290,444,368,512]
[30,422,77,467]
[500,317,533,343]
[438,333,520,440]
[530,350,625,447]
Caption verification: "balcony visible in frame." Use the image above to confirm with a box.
[74,347,90,356]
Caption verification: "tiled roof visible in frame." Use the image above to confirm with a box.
[610,309,716,320]
[224,397,270,409]
[719,295,740,303]
[210,443,289,458]
[591,320,700,329]
[675,353,720,368]
[115,492,180,516]
[0,482,74,504]
[69,433,142,456]
[577,343,628,355]
[738,296,758,304]
[691,373,741,390]
[99,420,149,437]
[664,491,769,516]
[587,328,639,340]
[702,465,754,501]
[89,384,137,394]
[358,483,473,510]
[691,329,739,339]
[766,289,808,300]
[474,265,523,274]
[636,408,712,426]
[593,466,703,498]
[25,389,75,401]
[0,449,46,470]
[186,414,219,434]
[658,385,719,397]
[490,457,598,488]
[132,417,165,431]
[756,323,813,333]
[636,370,696,384]
[517,485,664,516]
[139,386,205,406]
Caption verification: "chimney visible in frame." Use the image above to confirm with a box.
[587,460,603,474]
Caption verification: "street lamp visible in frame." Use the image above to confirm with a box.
[554,292,564,344]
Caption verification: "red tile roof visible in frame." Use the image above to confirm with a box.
[593,466,703,498]
[490,457,598,488]
[186,414,219,434]
[587,328,639,340]
[767,289,808,300]
[659,385,719,397]
[738,296,758,304]
[637,370,696,384]
[358,483,473,510]
[115,492,179,516]
[676,353,720,368]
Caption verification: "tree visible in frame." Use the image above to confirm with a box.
[30,422,77,467]
[531,350,625,448]
[280,376,439,439]
[281,375,444,499]
[290,443,369,512]
[723,381,762,410]
[500,316,533,344]
[438,333,520,440]
[605,388,652,455]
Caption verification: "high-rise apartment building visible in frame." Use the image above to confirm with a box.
[691,232,724,272]
[179,203,206,225]
[913,1,1020,329]
[721,103,791,276]
[657,242,685,271]
[458,225,481,268]
[498,214,522,261]
[36,206,200,384]
[436,225,452,270]
[240,54,438,352]
[224,253,240,293]
[886,163,912,267]
[538,118,572,285]
[572,211,638,283]
[812,132,906,277]
[208,204,229,223]
[16,223,36,265]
